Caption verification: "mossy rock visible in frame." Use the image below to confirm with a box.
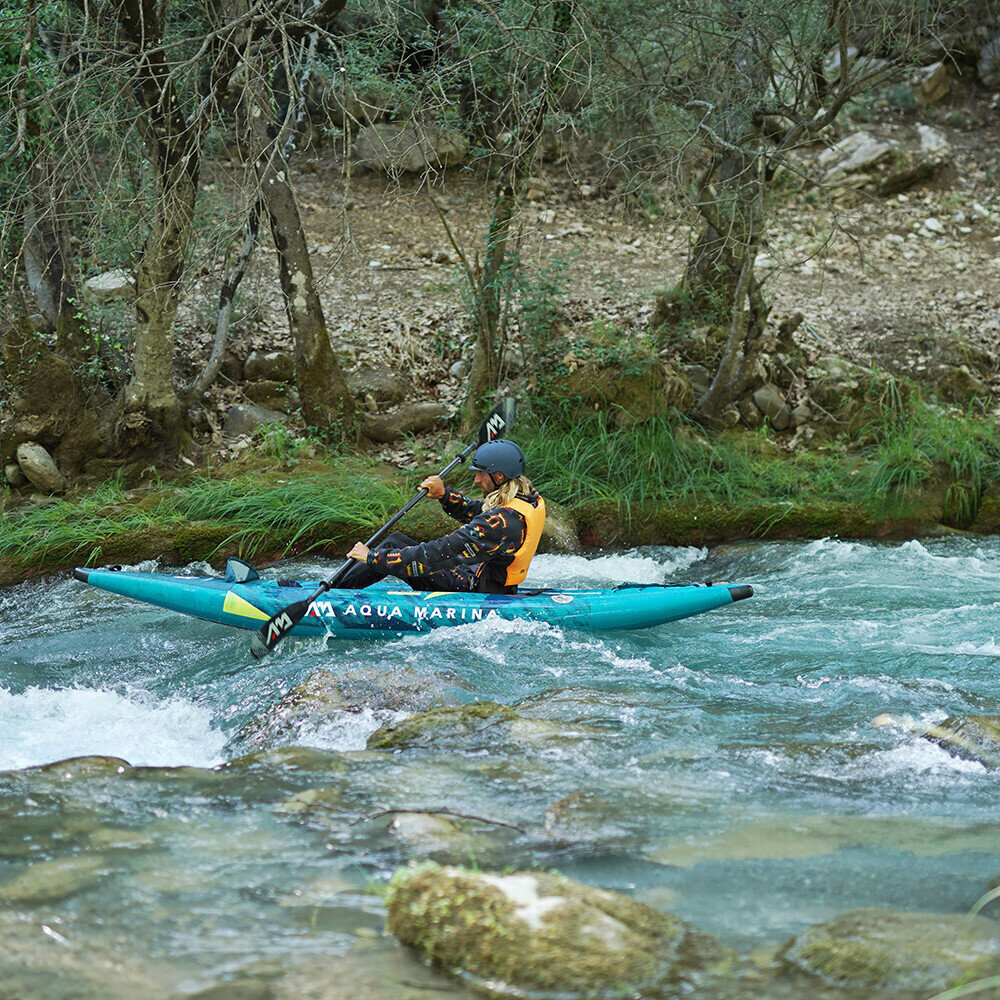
[386,863,734,996]
[921,715,1000,767]
[777,908,1000,996]
[366,702,519,751]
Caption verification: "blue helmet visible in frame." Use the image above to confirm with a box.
[470,439,525,479]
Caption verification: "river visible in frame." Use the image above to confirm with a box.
[1,536,998,998]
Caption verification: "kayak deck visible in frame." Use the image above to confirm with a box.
[74,562,753,638]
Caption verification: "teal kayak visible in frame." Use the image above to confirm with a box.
[73,561,753,638]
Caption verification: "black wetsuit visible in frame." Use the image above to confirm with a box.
[336,487,543,594]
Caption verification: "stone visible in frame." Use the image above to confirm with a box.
[448,359,469,379]
[386,863,734,995]
[979,34,1000,89]
[916,125,949,155]
[187,980,275,1000]
[719,407,741,427]
[239,667,440,749]
[223,404,287,439]
[346,364,412,406]
[16,441,65,493]
[922,216,945,234]
[818,132,895,183]
[386,812,488,861]
[0,855,112,905]
[777,908,1000,995]
[361,402,449,443]
[4,463,26,487]
[921,714,1000,766]
[367,702,519,751]
[242,380,297,413]
[935,365,988,405]
[790,403,812,426]
[220,350,243,382]
[681,363,712,398]
[83,269,134,301]
[243,350,294,382]
[355,123,468,174]
[912,61,951,107]
[737,396,764,428]
[752,384,792,431]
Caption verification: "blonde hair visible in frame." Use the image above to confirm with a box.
[482,475,533,512]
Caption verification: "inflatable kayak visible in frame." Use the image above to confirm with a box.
[73,561,753,639]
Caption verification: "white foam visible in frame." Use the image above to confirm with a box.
[292,708,409,753]
[0,685,227,771]
[527,547,706,588]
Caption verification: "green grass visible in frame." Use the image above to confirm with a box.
[0,463,410,571]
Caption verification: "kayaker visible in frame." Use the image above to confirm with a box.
[341,439,545,594]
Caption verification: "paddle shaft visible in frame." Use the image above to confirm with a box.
[308,442,478,601]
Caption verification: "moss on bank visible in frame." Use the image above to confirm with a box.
[3,398,1000,586]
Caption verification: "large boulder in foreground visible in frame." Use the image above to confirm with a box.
[776,908,1000,996]
[386,863,733,997]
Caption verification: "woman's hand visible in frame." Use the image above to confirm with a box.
[420,475,445,499]
[347,542,370,562]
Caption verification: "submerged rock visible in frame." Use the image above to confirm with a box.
[873,713,1000,767]
[0,855,113,905]
[776,908,1000,996]
[386,862,733,996]
[366,701,519,751]
[366,701,605,753]
[543,792,640,850]
[239,668,441,750]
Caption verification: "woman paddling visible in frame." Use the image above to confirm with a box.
[341,439,546,594]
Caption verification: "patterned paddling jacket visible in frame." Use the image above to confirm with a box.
[367,487,545,594]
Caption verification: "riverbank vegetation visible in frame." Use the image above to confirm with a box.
[4,379,1000,585]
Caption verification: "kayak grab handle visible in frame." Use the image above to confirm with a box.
[728,585,754,601]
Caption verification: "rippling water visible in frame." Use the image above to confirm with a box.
[2,537,999,997]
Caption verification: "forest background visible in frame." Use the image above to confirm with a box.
[1,0,1000,581]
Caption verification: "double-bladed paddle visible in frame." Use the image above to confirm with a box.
[248,398,517,659]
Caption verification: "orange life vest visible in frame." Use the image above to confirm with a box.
[502,496,546,587]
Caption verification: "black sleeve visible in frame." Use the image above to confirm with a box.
[369,509,516,579]
[440,487,484,524]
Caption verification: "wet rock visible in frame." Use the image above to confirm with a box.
[361,402,449,443]
[543,792,640,849]
[186,979,275,1000]
[367,702,519,751]
[86,826,160,853]
[4,463,26,487]
[752,384,791,430]
[0,855,113,905]
[386,862,734,996]
[386,812,489,861]
[223,403,287,439]
[243,350,294,382]
[874,713,1000,767]
[274,786,347,817]
[776,908,1000,996]
[240,668,441,749]
[355,123,468,174]
[26,755,132,779]
[83,268,134,301]
[979,34,1000,88]
[16,441,65,493]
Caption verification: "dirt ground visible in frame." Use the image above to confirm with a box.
[187,102,1000,457]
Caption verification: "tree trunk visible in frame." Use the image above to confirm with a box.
[237,74,356,436]
[113,0,197,453]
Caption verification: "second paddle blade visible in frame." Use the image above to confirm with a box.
[250,598,312,659]
[479,398,516,444]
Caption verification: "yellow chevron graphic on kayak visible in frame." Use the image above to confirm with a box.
[223,591,270,621]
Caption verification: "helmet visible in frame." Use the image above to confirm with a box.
[470,439,525,479]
